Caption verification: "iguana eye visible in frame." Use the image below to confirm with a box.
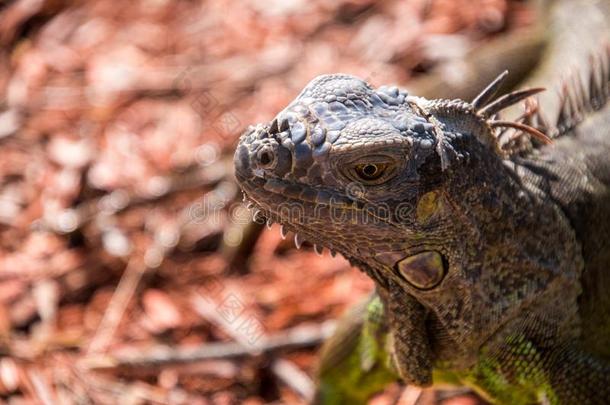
[354,163,388,182]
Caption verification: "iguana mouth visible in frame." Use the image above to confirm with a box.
[236,170,401,256]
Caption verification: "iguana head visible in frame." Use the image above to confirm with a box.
[234,73,576,384]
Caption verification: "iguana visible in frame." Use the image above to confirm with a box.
[233,0,610,403]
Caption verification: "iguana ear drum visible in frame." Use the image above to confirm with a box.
[395,251,446,289]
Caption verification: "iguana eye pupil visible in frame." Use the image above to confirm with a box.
[355,163,387,181]
[363,164,378,176]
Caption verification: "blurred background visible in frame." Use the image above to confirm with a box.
[0,0,536,403]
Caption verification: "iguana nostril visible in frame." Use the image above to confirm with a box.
[260,151,273,166]
[251,137,292,178]
[256,146,276,169]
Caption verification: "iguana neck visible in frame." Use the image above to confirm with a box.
[388,140,584,368]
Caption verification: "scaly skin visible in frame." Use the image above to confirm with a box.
[311,1,610,402]
[234,1,610,403]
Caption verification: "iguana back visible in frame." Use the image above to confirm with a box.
[520,100,610,359]
[514,0,610,361]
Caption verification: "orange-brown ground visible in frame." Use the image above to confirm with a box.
[0,1,533,403]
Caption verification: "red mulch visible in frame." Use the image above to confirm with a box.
[0,0,532,403]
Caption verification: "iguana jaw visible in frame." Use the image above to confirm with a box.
[235,166,415,271]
